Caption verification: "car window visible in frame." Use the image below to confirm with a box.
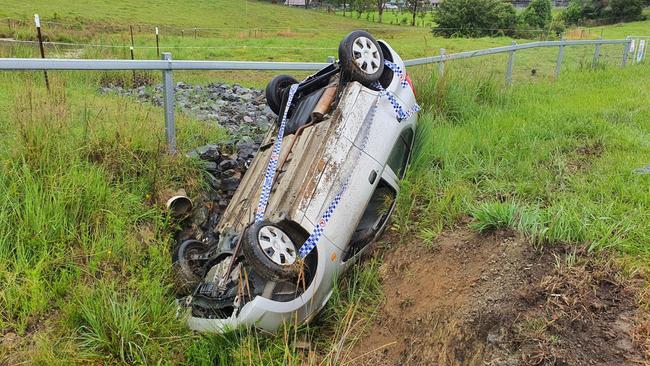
[386,128,414,179]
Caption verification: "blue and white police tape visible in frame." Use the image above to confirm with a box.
[384,60,409,89]
[254,83,299,223]
[297,178,350,258]
[372,80,420,122]
[297,62,419,258]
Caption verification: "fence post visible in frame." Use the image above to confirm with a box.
[438,48,446,76]
[130,46,136,86]
[622,37,631,67]
[162,52,176,154]
[555,39,565,78]
[34,14,49,91]
[155,27,160,57]
[592,36,602,68]
[506,41,516,86]
[130,25,135,48]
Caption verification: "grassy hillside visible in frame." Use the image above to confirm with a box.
[0,0,649,364]
[1,1,647,78]
[403,63,650,261]
[0,0,372,29]
[1,56,648,366]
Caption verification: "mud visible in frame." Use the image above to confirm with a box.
[348,228,648,366]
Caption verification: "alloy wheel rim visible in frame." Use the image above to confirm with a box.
[352,36,381,75]
[258,225,297,266]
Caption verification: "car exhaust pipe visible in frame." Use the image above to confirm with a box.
[311,84,337,123]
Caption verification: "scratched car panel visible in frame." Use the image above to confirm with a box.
[172,31,419,333]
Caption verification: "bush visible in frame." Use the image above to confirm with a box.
[520,0,552,29]
[609,0,646,21]
[561,0,584,24]
[433,0,517,37]
[561,0,646,25]
[550,18,567,37]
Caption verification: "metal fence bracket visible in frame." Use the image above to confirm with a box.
[438,48,446,77]
[506,41,516,86]
[592,37,602,68]
[555,38,565,78]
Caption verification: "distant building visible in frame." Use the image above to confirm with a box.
[285,0,306,6]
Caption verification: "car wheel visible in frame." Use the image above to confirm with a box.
[265,74,298,116]
[242,220,303,281]
[338,30,384,87]
[172,239,206,293]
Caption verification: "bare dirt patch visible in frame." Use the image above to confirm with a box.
[347,228,648,366]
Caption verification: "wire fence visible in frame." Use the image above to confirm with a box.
[0,37,637,154]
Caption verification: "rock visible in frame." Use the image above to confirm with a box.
[221,173,242,191]
[192,206,209,227]
[202,161,218,173]
[204,172,221,190]
[218,160,237,171]
[187,144,221,161]
[243,116,254,124]
[237,141,257,159]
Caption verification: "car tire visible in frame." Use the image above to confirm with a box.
[338,30,384,87]
[265,74,298,116]
[242,220,304,281]
[172,239,206,293]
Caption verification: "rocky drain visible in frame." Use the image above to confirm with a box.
[100,81,276,142]
[101,81,276,246]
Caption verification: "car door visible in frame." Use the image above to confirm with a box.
[341,127,414,262]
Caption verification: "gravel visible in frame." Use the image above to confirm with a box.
[99,82,274,246]
[99,81,277,142]
[179,139,261,245]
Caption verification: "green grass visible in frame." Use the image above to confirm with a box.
[398,62,650,263]
[335,9,436,27]
[0,0,649,364]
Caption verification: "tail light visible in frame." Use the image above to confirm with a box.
[405,73,416,97]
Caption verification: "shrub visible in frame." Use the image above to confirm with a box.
[609,0,646,21]
[561,0,646,25]
[433,0,517,37]
[520,0,553,29]
[561,1,584,24]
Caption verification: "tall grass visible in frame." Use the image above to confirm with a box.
[398,62,650,262]
[0,3,648,361]
[0,72,224,363]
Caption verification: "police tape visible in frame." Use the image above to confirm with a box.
[255,60,419,259]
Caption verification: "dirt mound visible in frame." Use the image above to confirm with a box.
[348,228,648,366]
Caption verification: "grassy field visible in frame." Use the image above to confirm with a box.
[0,0,649,364]
[402,63,650,262]
[1,0,647,88]
[335,9,437,27]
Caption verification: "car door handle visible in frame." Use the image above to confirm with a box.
[368,170,377,184]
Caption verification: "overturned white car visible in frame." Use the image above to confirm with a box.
[174,30,419,332]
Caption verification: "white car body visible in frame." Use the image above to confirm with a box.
[186,39,417,333]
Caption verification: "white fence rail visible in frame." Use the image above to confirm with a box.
[0,37,637,153]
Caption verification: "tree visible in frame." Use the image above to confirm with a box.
[351,0,372,18]
[609,0,645,21]
[406,0,425,26]
[561,0,646,25]
[376,0,389,23]
[433,0,517,37]
[521,0,552,29]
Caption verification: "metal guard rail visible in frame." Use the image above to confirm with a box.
[0,38,632,71]
[0,37,636,153]
[404,39,630,66]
